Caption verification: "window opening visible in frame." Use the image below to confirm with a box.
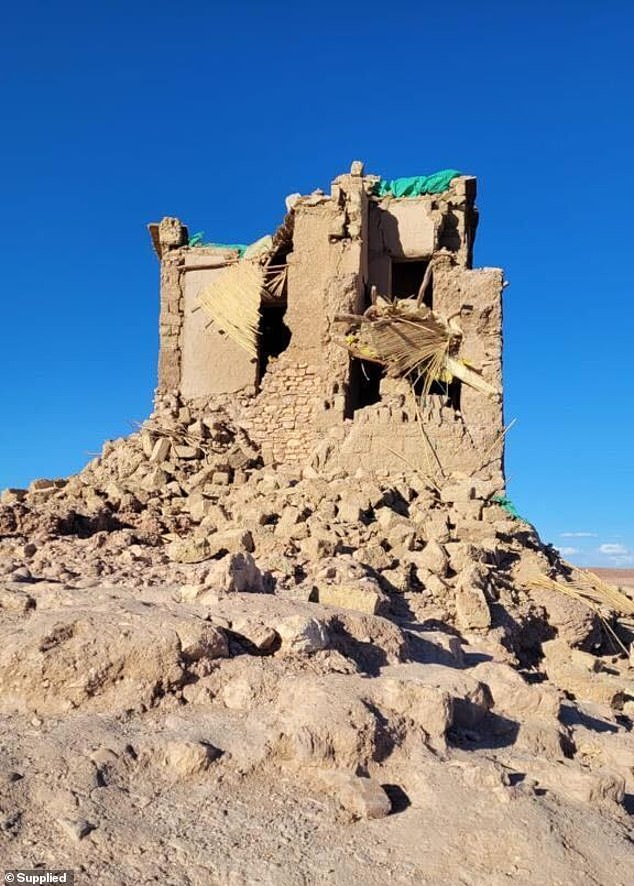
[391,259,432,306]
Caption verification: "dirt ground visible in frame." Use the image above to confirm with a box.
[0,416,633,884]
[0,577,632,885]
[590,568,634,592]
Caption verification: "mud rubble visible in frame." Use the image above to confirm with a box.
[0,400,633,885]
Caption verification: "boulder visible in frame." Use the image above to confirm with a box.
[276,615,329,656]
[313,769,391,820]
[313,581,386,615]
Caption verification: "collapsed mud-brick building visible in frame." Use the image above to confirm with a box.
[149,163,505,485]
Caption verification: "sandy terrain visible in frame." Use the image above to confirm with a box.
[590,568,634,591]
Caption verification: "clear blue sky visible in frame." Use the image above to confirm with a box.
[1,1,632,568]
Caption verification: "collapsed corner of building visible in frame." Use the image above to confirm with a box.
[148,163,506,486]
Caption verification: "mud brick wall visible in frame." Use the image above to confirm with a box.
[333,255,505,485]
[430,252,505,482]
[157,253,185,394]
[242,356,322,464]
[180,250,257,400]
[151,169,504,482]
[242,171,368,466]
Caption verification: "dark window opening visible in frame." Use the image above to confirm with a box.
[391,259,432,306]
[259,305,291,380]
[347,357,384,416]
[413,374,462,411]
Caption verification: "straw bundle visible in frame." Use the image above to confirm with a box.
[337,298,499,398]
[530,571,634,654]
[370,312,452,396]
[197,260,264,357]
[530,572,634,617]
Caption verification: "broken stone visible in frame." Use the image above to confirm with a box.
[299,534,336,561]
[276,615,329,655]
[58,816,95,842]
[172,445,199,459]
[206,528,255,558]
[455,571,491,631]
[541,640,629,707]
[382,662,492,729]
[168,537,212,564]
[0,586,36,613]
[185,492,216,523]
[143,466,169,492]
[412,540,448,577]
[275,674,379,769]
[419,512,451,543]
[412,631,464,667]
[376,674,453,747]
[313,581,385,615]
[175,621,229,661]
[314,769,391,820]
[204,552,265,593]
[149,437,171,464]
[162,740,220,777]
[232,617,278,652]
[29,478,57,492]
[0,488,27,505]
[440,483,475,504]
[337,495,365,523]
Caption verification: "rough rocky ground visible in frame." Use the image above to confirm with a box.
[0,401,633,884]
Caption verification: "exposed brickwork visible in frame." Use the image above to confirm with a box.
[243,355,323,465]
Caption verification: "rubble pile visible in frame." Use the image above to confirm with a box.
[0,401,633,883]
[0,398,630,667]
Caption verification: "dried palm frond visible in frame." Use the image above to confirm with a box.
[271,210,295,253]
[530,572,634,617]
[336,295,501,399]
[530,573,634,655]
[445,357,499,397]
[197,260,264,357]
[372,312,452,397]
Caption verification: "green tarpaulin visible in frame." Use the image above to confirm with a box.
[492,495,523,521]
[189,232,248,256]
[373,169,462,198]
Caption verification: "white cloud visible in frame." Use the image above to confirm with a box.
[559,532,597,538]
[557,546,579,556]
[599,543,628,555]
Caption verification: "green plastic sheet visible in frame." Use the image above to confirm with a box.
[189,232,248,256]
[492,495,523,521]
[373,169,462,198]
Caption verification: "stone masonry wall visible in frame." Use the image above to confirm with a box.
[242,355,323,465]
